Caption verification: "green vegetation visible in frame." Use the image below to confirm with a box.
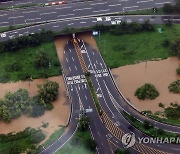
[86,75,102,115]
[96,24,180,68]
[57,116,96,154]
[0,127,45,154]
[135,83,159,100]
[177,65,180,75]
[43,126,65,147]
[0,81,59,123]
[123,112,180,140]
[171,39,180,58]
[0,42,61,83]
[163,3,180,14]
[164,103,180,120]
[168,80,180,93]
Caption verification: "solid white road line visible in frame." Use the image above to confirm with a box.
[0,22,9,25]
[124,6,139,9]
[15,2,32,5]
[155,2,171,5]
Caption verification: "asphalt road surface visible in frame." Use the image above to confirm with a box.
[0,15,180,42]
[0,0,175,27]
[75,35,180,154]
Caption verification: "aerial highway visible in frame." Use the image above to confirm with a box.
[0,15,180,41]
[0,0,175,27]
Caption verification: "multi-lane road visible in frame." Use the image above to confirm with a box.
[0,0,175,27]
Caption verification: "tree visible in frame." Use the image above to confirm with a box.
[86,139,97,151]
[115,149,130,154]
[171,40,180,58]
[135,83,159,100]
[78,116,89,131]
[143,120,153,129]
[168,80,180,93]
[163,4,174,13]
[34,50,50,68]
[176,65,180,75]
[38,81,59,104]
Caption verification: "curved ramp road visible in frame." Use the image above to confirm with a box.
[0,0,175,27]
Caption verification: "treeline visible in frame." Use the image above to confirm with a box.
[0,30,54,53]
[163,2,180,14]
[0,80,59,123]
[0,127,45,154]
[94,21,155,35]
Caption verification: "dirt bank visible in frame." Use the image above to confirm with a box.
[0,76,70,143]
[112,57,180,112]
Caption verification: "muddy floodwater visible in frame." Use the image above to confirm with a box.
[0,76,70,143]
[112,57,180,112]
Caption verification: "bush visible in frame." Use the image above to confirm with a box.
[176,65,180,75]
[162,39,171,47]
[38,81,59,104]
[34,50,50,69]
[164,103,180,120]
[159,103,165,108]
[163,4,174,13]
[143,120,153,129]
[78,116,89,131]
[168,80,180,93]
[4,61,22,72]
[0,73,10,83]
[171,40,180,58]
[135,83,159,100]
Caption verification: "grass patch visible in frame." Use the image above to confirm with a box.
[56,123,95,154]
[42,126,65,147]
[96,24,180,68]
[123,112,180,140]
[86,75,102,115]
[0,42,61,82]
[0,127,45,154]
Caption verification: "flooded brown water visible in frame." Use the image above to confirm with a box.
[112,57,180,112]
[0,76,70,143]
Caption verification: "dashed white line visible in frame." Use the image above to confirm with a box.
[0,14,7,17]
[69,66,71,72]
[93,9,110,13]
[137,0,153,3]
[72,57,74,61]
[91,2,107,5]
[80,21,86,24]
[66,58,68,63]
[40,12,57,16]
[109,3,121,7]
[155,2,171,5]
[75,66,77,70]
[73,8,92,11]
[85,95,87,100]
[8,16,24,19]
[57,14,75,17]
[68,23,74,25]
[124,6,139,9]
[23,10,39,14]
[55,6,72,9]
[53,25,59,28]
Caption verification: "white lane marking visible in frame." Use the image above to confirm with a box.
[80,21,86,24]
[8,16,24,19]
[69,66,71,72]
[109,3,121,7]
[137,0,153,3]
[85,95,87,100]
[124,6,139,9]
[73,8,92,11]
[57,14,75,17]
[69,49,72,53]
[40,12,57,16]
[25,18,41,21]
[0,1,13,4]
[93,9,110,13]
[53,25,59,28]
[68,23,74,25]
[96,60,98,65]
[155,2,171,5]
[84,83,87,89]
[23,10,39,14]
[15,2,32,5]
[98,131,100,136]
[91,2,107,5]
[64,50,65,54]
[0,22,9,25]
[78,84,80,90]
[66,58,68,63]
[75,66,77,70]
[92,21,97,23]
[55,6,72,9]
[72,57,74,61]
[0,14,7,17]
